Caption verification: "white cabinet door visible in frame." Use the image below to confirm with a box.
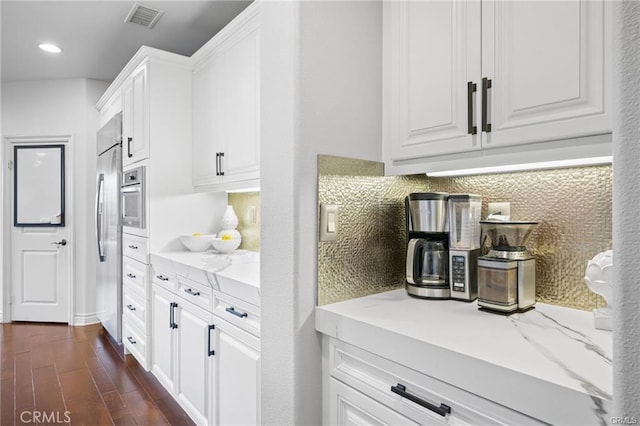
[151,285,176,394]
[212,318,260,426]
[191,7,260,190]
[218,29,260,182]
[385,0,481,161]
[176,300,214,426]
[329,378,421,426]
[192,56,224,187]
[481,0,611,149]
[123,65,149,166]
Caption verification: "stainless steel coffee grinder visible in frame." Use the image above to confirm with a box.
[477,221,538,313]
[448,194,482,301]
[405,193,450,299]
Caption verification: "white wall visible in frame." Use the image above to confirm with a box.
[260,1,382,424]
[613,0,640,418]
[1,78,109,324]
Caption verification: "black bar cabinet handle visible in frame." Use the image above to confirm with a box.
[126,304,136,311]
[127,336,136,345]
[481,77,492,133]
[156,275,169,281]
[390,384,451,417]
[127,273,136,279]
[128,244,138,250]
[207,324,215,356]
[225,306,248,318]
[127,137,133,158]
[467,81,477,135]
[219,152,225,176]
[215,152,220,176]
[184,288,200,297]
[170,302,178,329]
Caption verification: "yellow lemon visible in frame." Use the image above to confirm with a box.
[221,234,232,241]
[191,232,201,237]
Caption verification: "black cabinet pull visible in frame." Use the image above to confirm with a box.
[225,306,248,318]
[207,324,215,356]
[481,77,492,133]
[467,81,477,135]
[215,152,220,176]
[219,152,225,176]
[128,244,138,250]
[156,274,169,281]
[127,273,136,279]
[170,302,178,329]
[390,383,451,417]
[126,304,136,311]
[184,288,200,297]
[127,336,136,345]
[127,137,133,158]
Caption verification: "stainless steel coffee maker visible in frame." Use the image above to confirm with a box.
[405,193,450,299]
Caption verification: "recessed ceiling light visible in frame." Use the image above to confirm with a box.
[38,43,62,54]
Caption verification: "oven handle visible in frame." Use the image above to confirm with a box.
[120,186,142,193]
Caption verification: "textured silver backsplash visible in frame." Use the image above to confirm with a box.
[228,192,260,252]
[317,155,612,311]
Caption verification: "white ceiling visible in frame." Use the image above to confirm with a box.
[1,0,253,82]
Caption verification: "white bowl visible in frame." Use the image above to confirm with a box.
[179,234,216,252]
[211,237,241,253]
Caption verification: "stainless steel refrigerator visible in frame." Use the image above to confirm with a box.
[96,113,122,343]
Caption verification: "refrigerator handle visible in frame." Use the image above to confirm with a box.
[96,173,106,262]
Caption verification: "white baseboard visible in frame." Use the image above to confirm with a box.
[0,311,3,323]
[73,313,100,326]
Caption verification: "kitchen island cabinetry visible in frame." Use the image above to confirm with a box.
[316,289,612,426]
[191,3,260,192]
[384,0,612,175]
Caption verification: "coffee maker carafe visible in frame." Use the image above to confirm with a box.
[405,193,450,299]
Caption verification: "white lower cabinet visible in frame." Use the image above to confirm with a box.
[150,259,261,426]
[324,337,543,426]
[212,318,260,426]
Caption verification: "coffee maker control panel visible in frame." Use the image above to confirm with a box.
[451,256,466,291]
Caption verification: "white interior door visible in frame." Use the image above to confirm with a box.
[10,142,70,323]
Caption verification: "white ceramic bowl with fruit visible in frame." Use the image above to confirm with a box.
[211,230,241,253]
[179,233,217,252]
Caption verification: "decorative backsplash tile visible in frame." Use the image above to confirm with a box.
[317,155,612,311]
[228,192,260,252]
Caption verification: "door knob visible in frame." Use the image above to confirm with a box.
[52,239,67,246]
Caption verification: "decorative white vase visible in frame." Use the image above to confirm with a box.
[221,205,239,230]
[584,249,613,331]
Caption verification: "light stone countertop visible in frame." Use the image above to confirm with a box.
[151,250,260,305]
[315,289,613,425]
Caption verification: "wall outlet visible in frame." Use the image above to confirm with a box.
[488,202,511,219]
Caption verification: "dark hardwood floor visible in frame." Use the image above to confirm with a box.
[0,322,194,425]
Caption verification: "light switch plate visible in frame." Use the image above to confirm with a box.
[320,204,339,242]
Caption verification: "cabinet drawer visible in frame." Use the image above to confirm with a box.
[123,257,148,298]
[151,267,178,293]
[123,233,149,264]
[213,291,260,337]
[328,338,541,425]
[123,290,146,331]
[177,276,212,312]
[123,319,147,369]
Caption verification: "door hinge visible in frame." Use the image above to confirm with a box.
[7,161,13,171]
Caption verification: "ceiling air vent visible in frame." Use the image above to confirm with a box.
[125,3,164,29]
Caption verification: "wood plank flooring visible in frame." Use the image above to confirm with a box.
[0,322,194,426]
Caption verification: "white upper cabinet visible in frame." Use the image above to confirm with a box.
[122,64,149,166]
[384,0,612,173]
[192,4,260,191]
[482,0,611,148]
[386,1,481,160]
